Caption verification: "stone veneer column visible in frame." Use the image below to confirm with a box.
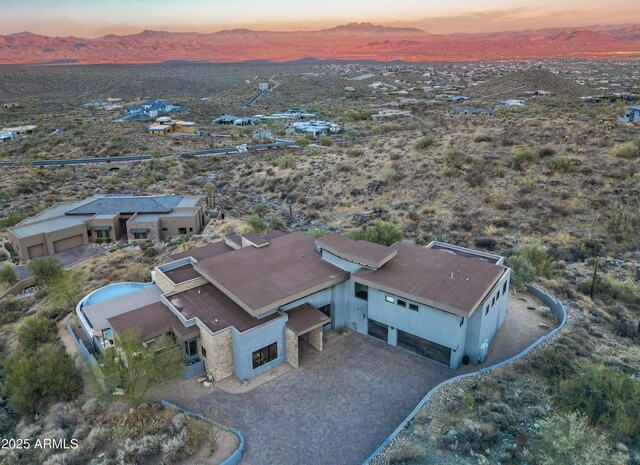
[285,327,299,368]
[308,327,323,352]
[198,327,234,381]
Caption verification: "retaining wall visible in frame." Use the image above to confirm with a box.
[161,400,245,465]
[0,276,36,300]
[362,285,567,465]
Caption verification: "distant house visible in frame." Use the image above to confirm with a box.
[2,102,20,109]
[212,115,255,126]
[258,82,269,91]
[122,100,185,120]
[291,120,340,137]
[76,232,511,378]
[372,109,413,119]
[147,117,196,135]
[445,96,470,103]
[1,125,36,137]
[213,114,239,125]
[6,194,206,261]
[619,105,640,123]
[524,90,552,97]
[499,99,526,107]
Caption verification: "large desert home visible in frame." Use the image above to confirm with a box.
[75,231,511,382]
[5,194,206,261]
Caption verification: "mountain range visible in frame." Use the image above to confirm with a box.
[1,22,640,64]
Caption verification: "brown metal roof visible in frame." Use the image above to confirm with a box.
[164,263,201,284]
[167,283,281,333]
[428,243,500,264]
[285,303,330,336]
[353,242,506,317]
[108,302,199,341]
[241,233,269,247]
[194,232,350,317]
[316,233,397,269]
[169,240,234,262]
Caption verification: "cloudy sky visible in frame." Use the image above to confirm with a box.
[2,0,639,37]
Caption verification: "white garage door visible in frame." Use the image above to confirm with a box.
[53,235,83,253]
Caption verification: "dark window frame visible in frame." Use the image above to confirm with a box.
[408,303,419,311]
[354,283,368,300]
[252,342,278,369]
[178,227,187,235]
[184,338,197,357]
[201,346,207,358]
[397,299,407,308]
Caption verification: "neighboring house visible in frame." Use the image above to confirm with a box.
[524,90,552,97]
[499,99,526,107]
[120,100,185,120]
[77,231,511,383]
[1,125,36,137]
[372,109,413,119]
[3,102,20,109]
[213,115,256,126]
[619,105,640,123]
[6,194,206,261]
[147,117,197,135]
[291,120,340,137]
[450,106,495,116]
[445,96,470,103]
[258,82,269,91]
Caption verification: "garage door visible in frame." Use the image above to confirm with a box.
[397,329,451,366]
[27,243,45,259]
[53,235,83,253]
[368,319,389,342]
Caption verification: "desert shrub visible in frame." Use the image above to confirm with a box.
[246,215,267,233]
[384,437,426,464]
[605,205,639,239]
[514,146,539,164]
[277,154,295,169]
[45,270,86,317]
[456,421,500,452]
[4,344,82,414]
[17,315,57,351]
[473,133,493,142]
[530,347,575,380]
[615,142,640,159]
[383,168,398,184]
[268,215,287,232]
[307,227,328,238]
[81,397,106,416]
[506,255,535,290]
[347,220,403,246]
[546,156,575,174]
[0,264,17,285]
[0,211,27,229]
[414,135,436,150]
[538,146,556,158]
[318,136,333,146]
[530,412,627,465]
[514,243,555,278]
[126,263,150,283]
[445,148,467,169]
[474,237,497,250]
[294,137,311,147]
[556,360,640,439]
[597,276,638,304]
[27,256,63,285]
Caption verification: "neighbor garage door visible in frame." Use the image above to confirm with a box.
[397,329,451,366]
[53,235,83,253]
[27,243,45,259]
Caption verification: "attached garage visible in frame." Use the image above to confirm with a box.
[53,235,83,253]
[397,329,451,366]
[27,243,46,259]
[367,319,389,342]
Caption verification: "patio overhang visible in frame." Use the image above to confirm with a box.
[130,228,150,233]
[92,225,111,231]
[285,303,330,336]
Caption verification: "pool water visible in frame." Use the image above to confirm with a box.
[84,282,154,306]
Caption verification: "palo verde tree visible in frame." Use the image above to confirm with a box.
[347,220,403,247]
[102,329,184,405]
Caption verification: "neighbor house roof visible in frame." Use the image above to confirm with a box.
[316,233,397,269]
[66,195,183,215]
[166,283,282,333]
[194,232,349,317]
[108,301,200,341]
[353,242,506,317]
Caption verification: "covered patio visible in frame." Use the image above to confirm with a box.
[284,303,330,368]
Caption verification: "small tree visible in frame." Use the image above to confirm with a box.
[46,269,86,317]
[347,220,403,247]
[514,243,555,278]
[530,412,626,465]
[246,215,267,233]
[506,255,535,291]
[4,343,82,414]
[308,227,328,238]
[0,264,18,285]
[102,330,184,405]
[17,315,57,351]
[27,256,63,285]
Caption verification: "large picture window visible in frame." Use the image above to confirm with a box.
[354,283,368,300]
[252,342,278,369]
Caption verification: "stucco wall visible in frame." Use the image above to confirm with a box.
[198,327,234,382]
[231,316,286,381]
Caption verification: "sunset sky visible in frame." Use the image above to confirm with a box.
[2,0,639,37]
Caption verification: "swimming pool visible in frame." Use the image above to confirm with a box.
[84,282,154,307]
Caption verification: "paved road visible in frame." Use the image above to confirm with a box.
[0,141,297,168]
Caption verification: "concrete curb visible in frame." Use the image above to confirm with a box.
[362,285,567,465]
[160,400,245,465]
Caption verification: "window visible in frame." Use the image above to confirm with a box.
[201,346,207,358]
[96,229,110,239]
[354,283,368,300]
[397,299,406,308]
[252,342,278,369]
[87,230,92,237]
[485,305,489,315]
[162,228,168,232]
[497,290,500,300]
[189,227,193,232]
[503,282,507,294]
[491,296,495,306]
[408,303,419,311]
[385,295,395,304]
[133,232,148,240]
[459,317,465,327]
[178,227,187,235]
[184,339,197,357]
